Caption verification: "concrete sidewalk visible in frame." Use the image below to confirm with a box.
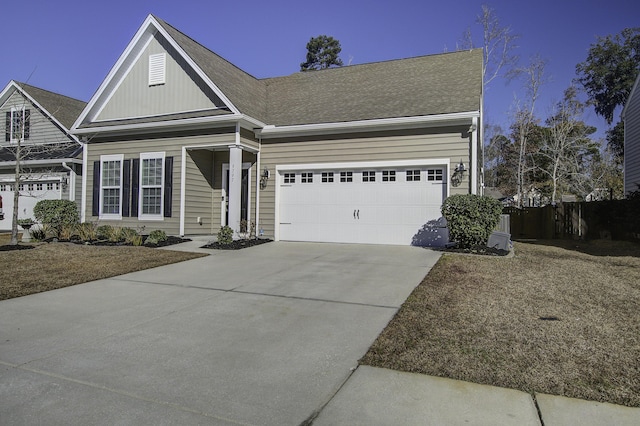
[1,240,638,425]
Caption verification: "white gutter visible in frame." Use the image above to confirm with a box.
[255,111,479,138]
[0,158,82,168]
[73,113,244,135]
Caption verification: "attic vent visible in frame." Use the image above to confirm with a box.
[148,53,166,86]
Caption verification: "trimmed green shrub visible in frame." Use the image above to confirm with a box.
[217,226,234,245]
[441,194,503,248]
[33,200,79,236]
[145,229,168,245]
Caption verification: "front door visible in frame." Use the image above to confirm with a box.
[224,168,249,226]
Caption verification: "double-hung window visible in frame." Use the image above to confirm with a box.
[5,108,30,142]
[139,152,165,219]
[100,154,123,218]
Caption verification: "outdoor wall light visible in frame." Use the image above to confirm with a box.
[451,160,466,187]
[260,166,270,189]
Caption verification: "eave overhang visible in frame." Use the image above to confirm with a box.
[255,111,480,139]
[73,113,267,139]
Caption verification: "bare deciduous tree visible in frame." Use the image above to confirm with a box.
[508,55,547,207]
[460,4,519,88]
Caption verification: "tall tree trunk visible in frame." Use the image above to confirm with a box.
[10,140,21,245]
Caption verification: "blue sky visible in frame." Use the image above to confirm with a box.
[1,0,638,139]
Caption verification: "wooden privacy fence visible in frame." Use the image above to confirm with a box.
[504,200,640,241]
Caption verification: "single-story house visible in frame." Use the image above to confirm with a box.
[0,81,85,229]
[71,14,483,245]
[622,72,640,196]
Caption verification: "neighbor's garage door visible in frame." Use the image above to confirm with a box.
[278,167,446,245]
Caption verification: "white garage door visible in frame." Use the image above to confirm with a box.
[0,181,62,231]
[278,166,447,245]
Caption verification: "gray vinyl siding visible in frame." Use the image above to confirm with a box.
[1,91,75,146]
[183,149,213,235]
[86,133,231,234]
[625,86,640,195]
[96,35,221,122]
[258,127,471,238]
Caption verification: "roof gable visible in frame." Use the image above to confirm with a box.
[73,15,243,131]
[0,80,85,142]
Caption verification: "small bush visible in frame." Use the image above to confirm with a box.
[96,225,114,240]
[77,222,98,241]
[30,226,48,242]
[58,224,77,240]
[33,200,79,236]
[441,194,503,249]
[131,235,144,246]
[144,229,168,246]
[217,226,234,245]
[120,227,139,244]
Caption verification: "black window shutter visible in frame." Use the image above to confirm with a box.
[122,159,131,217]
[131,158,140,217]
[164,156,173,217]
[23,109,30,139]
[5,112,10,142]
[92,161,100,216]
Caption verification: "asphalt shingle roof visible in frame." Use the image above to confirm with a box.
[15,82,87,129]
[155,16,482,127]
[0,143,82,162]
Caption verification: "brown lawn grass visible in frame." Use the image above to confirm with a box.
[361,240,640,407]
[0,238,207,300]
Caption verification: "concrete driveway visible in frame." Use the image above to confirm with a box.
[0,242,440,425]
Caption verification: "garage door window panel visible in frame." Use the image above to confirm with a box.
[340,171,353,182]
[406,170,421,181]
[321,172,334,183]
[382,170,396,182]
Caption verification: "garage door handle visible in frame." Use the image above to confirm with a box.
[357,209,359,220]
[353,209,356,219]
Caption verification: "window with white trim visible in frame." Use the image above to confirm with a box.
[340,171,353,182]
[6,108,30,142]
[148,53,166,86]
[382,170,396,182]
[406,170,421,181]
[427,169,444,181]
[321,172,334,183]
[284,173,295,184]
[301,172,313,183]
[140,152,165,218]
[36,183,43,191]
[100,154,123,218]
[362,171,375,182]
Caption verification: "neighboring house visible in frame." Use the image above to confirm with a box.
[72,14,483,245]
[622,72,640,196]
[0,81,86,230]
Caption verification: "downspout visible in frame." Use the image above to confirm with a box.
[61,162,75,202]
[470,117,478,195]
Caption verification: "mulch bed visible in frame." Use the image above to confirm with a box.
[39,236,191,247]
[0,244,36,252]
[201,238,272,250]
[431,244,511,256]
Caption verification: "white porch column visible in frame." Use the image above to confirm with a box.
[227,145,243,234]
